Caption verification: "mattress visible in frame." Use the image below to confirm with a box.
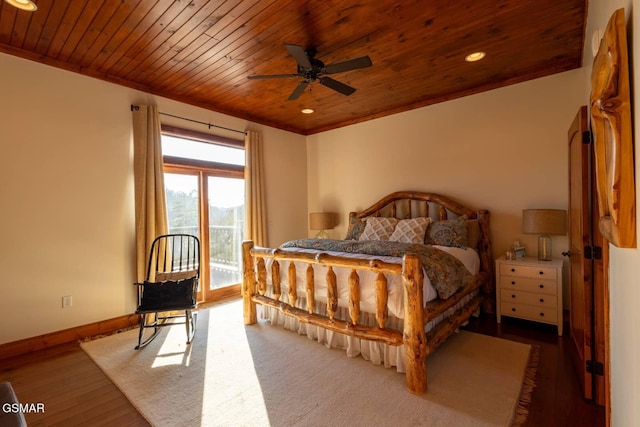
[258,244,481,371]
[266,244,480,318]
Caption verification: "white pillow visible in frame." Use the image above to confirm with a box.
[389,217,432,243]
[358,217,399,241]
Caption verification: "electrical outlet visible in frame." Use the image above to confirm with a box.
[62,295,72,308]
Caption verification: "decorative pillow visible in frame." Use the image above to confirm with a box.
[425,215,468,248]
[344,215,367,240]
[389,217,432,244]
[358,217,399,241]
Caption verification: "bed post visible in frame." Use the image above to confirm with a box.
[477,209,495,313]
[242,240,257,325]
[402,253,427,394]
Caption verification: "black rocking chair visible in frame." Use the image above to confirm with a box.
[134,234,200,350]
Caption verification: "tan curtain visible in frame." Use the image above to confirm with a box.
[244,130,268,246]
[132,105,169,282]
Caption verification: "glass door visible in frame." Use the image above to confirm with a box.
[206,176,244,299]
[164,172,203,299]
[164,169,244,302]
[165,173,200,238]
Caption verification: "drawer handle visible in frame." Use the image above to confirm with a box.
[511,294,516,299]
[511,281,516,285]
[539,284,544,289]
[539,312,545,317]
[511,268,516,272]
[512,308,516,312]
[539,298,544,303]
[539,271,544,275]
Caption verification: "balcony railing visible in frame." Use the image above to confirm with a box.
[168,223,243,289]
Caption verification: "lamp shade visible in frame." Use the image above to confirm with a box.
[522,209,567,235]
[309,212,335,230]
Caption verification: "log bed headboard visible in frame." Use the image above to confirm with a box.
[348,191,493,300]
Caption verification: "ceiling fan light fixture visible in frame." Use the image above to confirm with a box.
[248,44,372,101]
[301,108,314,114]
[465,51,486,62]
[4,0,37,11]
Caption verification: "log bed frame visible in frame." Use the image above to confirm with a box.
[242,191,493,394]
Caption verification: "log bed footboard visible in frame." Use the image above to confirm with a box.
[242,240,489,395]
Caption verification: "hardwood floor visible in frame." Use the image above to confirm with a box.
[462,314,606,427]
[0,342,149,427]
[1,310,605,427]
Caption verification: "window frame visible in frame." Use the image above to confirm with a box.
[161,125,245,303]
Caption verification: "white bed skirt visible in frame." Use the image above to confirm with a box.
[258,290,479,373]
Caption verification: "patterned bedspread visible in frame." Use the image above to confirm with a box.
[280,239,473,299]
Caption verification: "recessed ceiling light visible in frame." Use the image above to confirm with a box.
[4,0,38,11]
[301,108,314,114]
[465,51,486,62]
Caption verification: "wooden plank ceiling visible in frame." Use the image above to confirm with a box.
[0,0,587,135]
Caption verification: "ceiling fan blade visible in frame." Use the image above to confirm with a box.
[287,81,309,101]
[322,56,372,74]
[285,44,312,69]
[319,77,356,96]
[247,73,300,80]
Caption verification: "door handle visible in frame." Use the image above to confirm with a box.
[562,250,571,257]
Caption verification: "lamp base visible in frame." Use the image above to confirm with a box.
[538,234,552,261]
[315,230,329,239]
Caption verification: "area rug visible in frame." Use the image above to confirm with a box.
[81,300,538,427]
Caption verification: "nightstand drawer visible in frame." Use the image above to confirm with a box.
[500,289,557,308]
[499,277,557,295]
[500,302,558,323]
[499,263,557,280]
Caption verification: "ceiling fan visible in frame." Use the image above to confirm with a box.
[247,44,372,101]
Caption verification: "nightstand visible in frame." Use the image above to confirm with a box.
[495,256,563,336]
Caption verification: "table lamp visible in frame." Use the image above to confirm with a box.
[310,212,335,239]
[522,209,567,261]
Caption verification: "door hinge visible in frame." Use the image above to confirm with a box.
[586,360,605,376]
[582,130,593,144]
[584,245,603,260]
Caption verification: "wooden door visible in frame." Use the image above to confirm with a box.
[567,106,606,405]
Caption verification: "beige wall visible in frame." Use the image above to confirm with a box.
[0,53,307,345]
[307,69,584,306]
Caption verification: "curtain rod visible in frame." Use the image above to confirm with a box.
[130,105,247,135]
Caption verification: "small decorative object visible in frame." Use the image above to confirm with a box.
[505,249,515,260]
[513,246,526,259]
[511,240,525,259]
[309,212,335,239]
[522,209,567,261]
